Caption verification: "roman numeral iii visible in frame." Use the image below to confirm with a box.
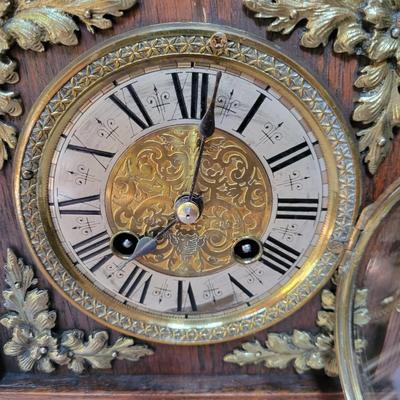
[276,198,319,221]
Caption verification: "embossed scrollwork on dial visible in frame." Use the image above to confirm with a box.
[106,125,272,276]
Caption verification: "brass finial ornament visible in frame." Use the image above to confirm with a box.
[244,0,400,175]
[0,0,137,170]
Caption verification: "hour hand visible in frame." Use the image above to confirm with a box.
[188,71,222,200]
[111,218,177,260]
[199,70,222,139]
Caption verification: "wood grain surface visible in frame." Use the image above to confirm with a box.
[0,0,399,397]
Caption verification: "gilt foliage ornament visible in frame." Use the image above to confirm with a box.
[0,249,153,373]
[0,0,136,170]
[224,286,370,376]
[244,0,400,174]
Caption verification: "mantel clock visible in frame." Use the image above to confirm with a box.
[13,24,360,344]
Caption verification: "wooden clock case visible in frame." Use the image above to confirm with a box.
[0,0,399,398]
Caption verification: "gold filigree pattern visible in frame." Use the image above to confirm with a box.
[244,0,400,174]
[107,126,271,276]
[0,249,153,373]
[0,0,137,169]
[224,285,370,376]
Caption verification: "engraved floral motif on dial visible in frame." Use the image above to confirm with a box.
[106,125,271,276]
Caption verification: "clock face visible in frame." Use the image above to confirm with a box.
[48,66,327,315]
[16,25,360,344]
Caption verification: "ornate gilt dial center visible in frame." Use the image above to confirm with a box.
[106,125,272,277]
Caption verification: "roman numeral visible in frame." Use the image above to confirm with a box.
[119,265,148,298]
[172,73,189,119]
[90,254,113,273]
[58,194,100,208]
[177,281,197,312]
[229,274,254,298]
[236,93,267,134]
[265,141,312,173]
[190,72,209,119]
[277,198,319,221]
[190,72,199,119]
[58,194,100,215]
[109,84,153,129]
[59,210,101,216]
[172,72,210,120]
[72,231,111,263]
[260,236,300,275]
[67,144,115,158]
[139,276,152,304]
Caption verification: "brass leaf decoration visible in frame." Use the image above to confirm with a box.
[0,120,16,170]
[0,249,153,373]
[354,62,400,174]
[244,0,367,53]
[224,287,370,376]
[244,0,400,174]
[0,0,137,170]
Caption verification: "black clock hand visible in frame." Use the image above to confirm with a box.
[111,217,177,260]
[132,217,177,259]
[188,71,222,201]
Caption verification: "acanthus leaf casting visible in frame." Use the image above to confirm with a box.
[244,0,400,174]
[0,249,153,373]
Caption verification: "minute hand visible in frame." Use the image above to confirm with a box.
[188,71,222,201]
